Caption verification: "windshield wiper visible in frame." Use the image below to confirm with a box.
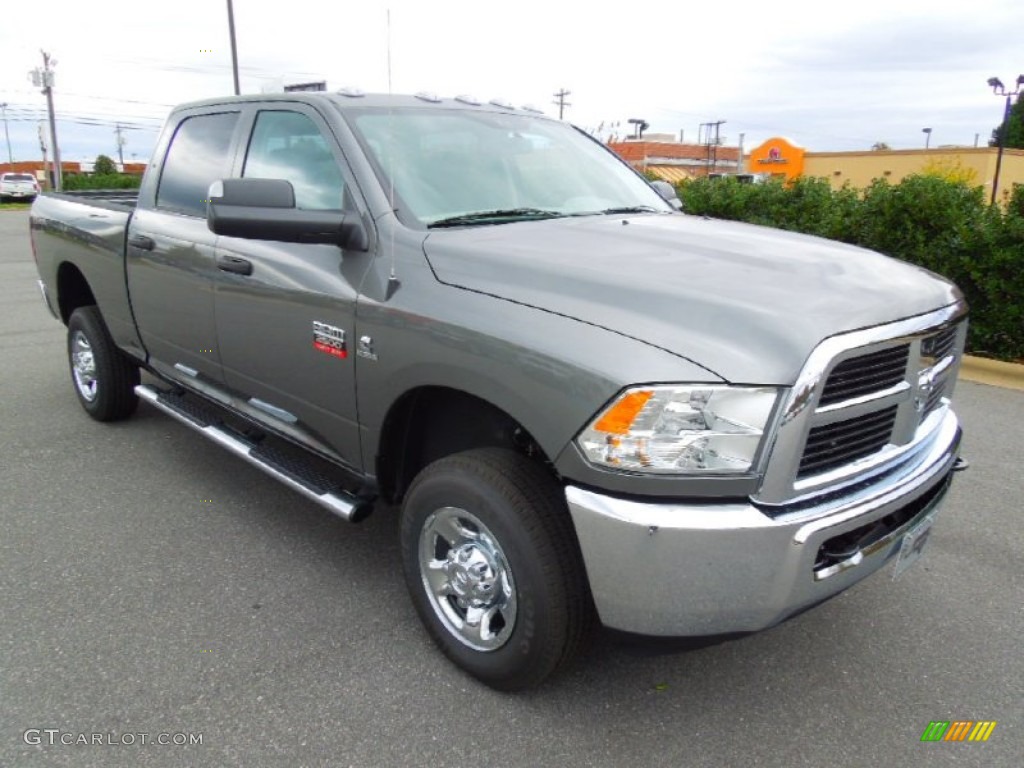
[427,208,564,228]
[599,205,661,215]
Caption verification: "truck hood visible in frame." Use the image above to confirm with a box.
[421,214,961,384]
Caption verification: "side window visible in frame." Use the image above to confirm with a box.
[243,111,344,210]
[156,112,239,217]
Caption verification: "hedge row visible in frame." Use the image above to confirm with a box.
[62,173,143,191]
[676,175,1024,361]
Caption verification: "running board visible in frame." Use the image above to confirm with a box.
[135,384,375,522]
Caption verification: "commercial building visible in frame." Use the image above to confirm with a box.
[0,160,147,187]
[747,137,1024,204]
[607,139,741,183]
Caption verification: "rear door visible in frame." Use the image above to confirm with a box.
[127,109,243,385]
[213,106,374,470]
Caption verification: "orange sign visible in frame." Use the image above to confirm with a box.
[747,137,805,180]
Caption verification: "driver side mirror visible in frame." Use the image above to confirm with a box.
[650,179,683,211]
[207,178,368,250]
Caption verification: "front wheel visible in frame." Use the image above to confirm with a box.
[67,306,140,421]
[400,448,591,690]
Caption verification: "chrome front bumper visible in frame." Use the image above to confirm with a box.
[565,409,962,636]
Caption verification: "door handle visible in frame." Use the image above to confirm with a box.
[217,254,253,276]
[128,234,155,251]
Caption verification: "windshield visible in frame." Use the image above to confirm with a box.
[345,107,671,227]
[3,174,36,183]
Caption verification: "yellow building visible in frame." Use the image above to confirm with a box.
[746,138,1024,205]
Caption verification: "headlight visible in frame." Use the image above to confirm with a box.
[576,385,779,474]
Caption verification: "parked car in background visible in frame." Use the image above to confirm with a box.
[0,173,41,201]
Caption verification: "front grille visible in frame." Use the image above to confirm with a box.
[798,406,898,478]
[922,326,957,362]
[819,345,909,406]
[755,305,966,507]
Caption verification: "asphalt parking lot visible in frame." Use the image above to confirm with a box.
[1,208,1020,767]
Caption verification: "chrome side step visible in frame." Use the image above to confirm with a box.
[135,384,374,522]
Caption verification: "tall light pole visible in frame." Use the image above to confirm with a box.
[987,75,1023,205]
[226,0,241,95]
[922,127,932,149]
[0,103,13,168]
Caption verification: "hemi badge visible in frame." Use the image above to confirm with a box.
[312,321,347,359]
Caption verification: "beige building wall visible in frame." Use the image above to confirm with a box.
[803,147,1024,204]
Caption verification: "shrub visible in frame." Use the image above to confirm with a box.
[94,154,118,175]
[63,173,143,191]
[676,174,1023,360]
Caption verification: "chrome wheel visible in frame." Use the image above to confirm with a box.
[70,330,98,402]
[418,506,517,652]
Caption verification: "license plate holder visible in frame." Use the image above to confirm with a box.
[893,511,937,579]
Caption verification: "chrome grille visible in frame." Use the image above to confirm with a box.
[922,326,957,362]
[754,302,968,508]
[798,406,898,478]
[818,345,909,406]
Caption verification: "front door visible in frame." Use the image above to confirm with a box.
[213,107,373,471]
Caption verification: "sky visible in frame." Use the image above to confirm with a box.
[1,0,1022,166]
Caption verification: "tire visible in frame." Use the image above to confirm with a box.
[400,447,591,690]
[67,305,140,421]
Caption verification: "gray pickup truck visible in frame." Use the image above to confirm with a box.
[31,92,968,690]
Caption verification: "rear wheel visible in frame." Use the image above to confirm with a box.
[67,306,140,421]
[400,448,591,690]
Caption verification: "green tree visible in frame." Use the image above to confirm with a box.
[94,154,118,175]
[990,97,1024,149]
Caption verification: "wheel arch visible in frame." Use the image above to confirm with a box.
[56,261,97,325]
[375,385,557,504]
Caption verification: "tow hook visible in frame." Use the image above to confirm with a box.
[953,457,970,472]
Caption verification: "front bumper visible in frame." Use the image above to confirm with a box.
[565,408,962,636]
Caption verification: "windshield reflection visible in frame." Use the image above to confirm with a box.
[347,108,671,226]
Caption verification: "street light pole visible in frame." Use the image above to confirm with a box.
[0,103,13,168]
[987,75,1023,206]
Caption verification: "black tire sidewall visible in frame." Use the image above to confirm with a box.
[401,453,572,690]
[67,306,138,421]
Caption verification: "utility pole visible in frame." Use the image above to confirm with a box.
[700,120,725,174]
[31,51,62,191]
[227,0,241,95]
[38,123,49,188]
[114,123,126,167]
[711,120,725,173]
[737,132,745,174]
[552,88,571,120]
[0,103,13,168]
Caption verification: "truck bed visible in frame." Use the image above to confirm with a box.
[44,188,140,211]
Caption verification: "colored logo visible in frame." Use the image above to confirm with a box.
[920,721,997,742]
[757,146,789,165]
[312,320,347,359]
